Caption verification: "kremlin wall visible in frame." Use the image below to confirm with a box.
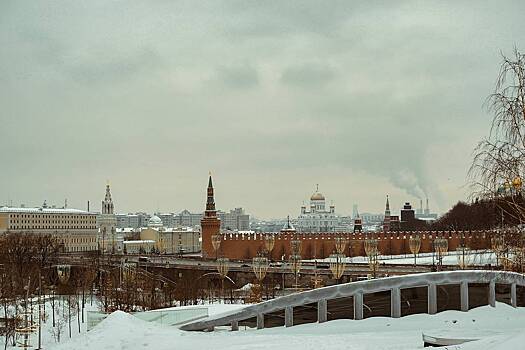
[201,176,493,261]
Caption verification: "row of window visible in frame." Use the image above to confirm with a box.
[68,245,97,252]
[69,237,97,244]
[10,226,97,230]
[10,213,95,220]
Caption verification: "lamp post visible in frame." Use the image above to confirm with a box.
[409,235,421,266]
[289,254,302,290]
[289,237,302,290]
[16,279,35,350]
[290,237,302,256]
[364,238,379,279]
[264,235,275,261]
[491,234,505,268]
[433,237,448,271]
[216,257,229,303]
[211,234,221,260]
[456,246,471,270]
[252,256,269,302]
[329,253,346,283]
[334,237,348,255]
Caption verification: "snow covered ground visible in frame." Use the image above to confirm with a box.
[45,302,525,350]
[314,250,497,266]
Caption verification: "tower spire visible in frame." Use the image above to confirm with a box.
[383,195,391,233]
[102,183,114,214]
[205,174,217,217]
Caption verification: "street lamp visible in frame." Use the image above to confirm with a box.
[491,235,505,267]
[456,246,471,270]
[211,234,221,259]
[334,237,348,255]
[252,256,269,302]
[329,253,346,283]
[289,254,302,290]
[290,238,302,256]
[433,237,448,271]
[16,280,37,350]
[364,239,379,279]
[216,257,229,303]
[409,235,421,266]
[264,235,275,260]
[252,256,269,282]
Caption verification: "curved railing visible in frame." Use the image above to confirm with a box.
[180,270,525,331]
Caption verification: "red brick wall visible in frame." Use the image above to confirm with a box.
[203,230,493,261]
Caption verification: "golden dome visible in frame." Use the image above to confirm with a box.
[513,176,522,189]
[310,192,325,201]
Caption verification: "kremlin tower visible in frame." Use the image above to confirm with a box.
[201,174,221,258]
[383,195,391,232]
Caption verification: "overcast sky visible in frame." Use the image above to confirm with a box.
[1,1,524,218]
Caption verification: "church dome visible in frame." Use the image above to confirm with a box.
[148,215,163,227]
[310,192,325,201]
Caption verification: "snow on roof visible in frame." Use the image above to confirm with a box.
[123,240,155,244]
[140,226,199,233]
[116,228,136,233]
[0,206,93,215]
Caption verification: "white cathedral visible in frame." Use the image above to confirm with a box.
[296,186,345,233]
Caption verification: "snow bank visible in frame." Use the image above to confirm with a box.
[46,303,525,350]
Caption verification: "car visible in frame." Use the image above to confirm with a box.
[138,256,150,262]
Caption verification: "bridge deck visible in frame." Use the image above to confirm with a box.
[180,270,525,331]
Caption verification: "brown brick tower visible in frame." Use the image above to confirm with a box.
[201,174,221,258]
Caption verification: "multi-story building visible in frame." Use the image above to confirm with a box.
[158,209,250,231]
[118,208,249,231]
[174,210,202,227]
[360,213,385,225]
[218,208,250,231]
[139,220,201,254]
[116,213,150,229]
[0,204,98,252]
[296,186,346,232]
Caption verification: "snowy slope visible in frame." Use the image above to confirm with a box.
[46,302,525,350]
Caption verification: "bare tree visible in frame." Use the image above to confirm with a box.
[470,48,525,223]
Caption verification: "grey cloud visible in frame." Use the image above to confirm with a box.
[66,48,166,86]
[1,1,525,217]
[215,64,259,89]
[281,64,336,87]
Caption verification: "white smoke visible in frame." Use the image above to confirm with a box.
[390,169,426,199]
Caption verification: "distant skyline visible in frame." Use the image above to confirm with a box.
[1,1,525,218]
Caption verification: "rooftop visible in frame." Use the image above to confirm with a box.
[0,206,94,215]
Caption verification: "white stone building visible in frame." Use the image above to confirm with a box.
[0,204,98,252]
[297,187,346,232]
